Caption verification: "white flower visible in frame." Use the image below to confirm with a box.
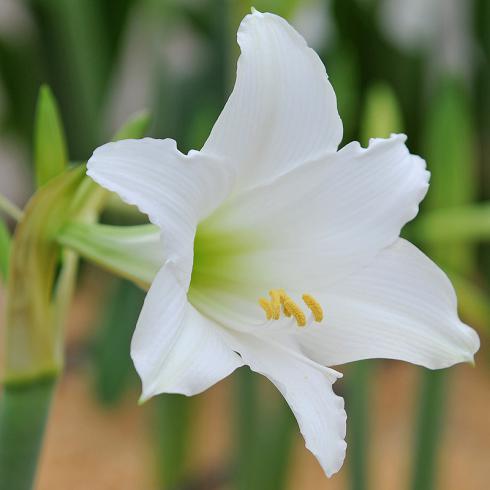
[86,10,479,477]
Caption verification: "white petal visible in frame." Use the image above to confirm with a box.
[132,263,243,401]
[300,239,480,368]
[197,134,429,297]
[87,138,234,284]
[226,331,347,477]
[202,10,342,191]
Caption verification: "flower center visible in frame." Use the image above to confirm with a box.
[259,289,323,327]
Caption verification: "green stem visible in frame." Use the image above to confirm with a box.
[0,377,56,490]
[411,369,448,490]
[347,361,373,490]
[0,193,23,222]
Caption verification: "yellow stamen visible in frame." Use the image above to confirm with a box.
[278,290,291,317]
[268,289,282,320]
[259,298,273,320]
[258,289,324,327]
[302,294,323,322]
[282,295,306,327]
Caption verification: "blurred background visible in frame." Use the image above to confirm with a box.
[0,0,489,489]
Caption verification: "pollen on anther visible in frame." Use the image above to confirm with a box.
[268,289,282,320]
[259,298,273,320]
[282,296,306,327]
[302,294,323,322]
[279,291,292,317]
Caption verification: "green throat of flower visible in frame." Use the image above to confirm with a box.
[189,222,325,328]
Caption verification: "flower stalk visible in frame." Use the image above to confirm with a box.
[0,99,150,489]
[0,377,56,490]
[0,166,90,490]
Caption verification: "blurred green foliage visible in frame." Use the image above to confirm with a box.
[92,279,144,406]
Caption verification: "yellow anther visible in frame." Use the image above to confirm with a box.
[259,298,273,320]
[259,289,323,327]
[302,294,323,322]
[268,289,282,320]
[279,291,292,317]
[282,296,306,327]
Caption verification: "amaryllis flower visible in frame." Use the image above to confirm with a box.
[87,9,479,476]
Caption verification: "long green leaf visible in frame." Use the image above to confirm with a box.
[34,85,68,188]
[113,110,151,141]
[249,399,296,490]
[29,0,109,156]
[347,361,373,490]
[346,82,403,490]
[413,203,490,244]
[411,78,478,490]
[92,280,144,405]
[411,370,448,490]
[360,82,403,145]
[422,79,477,272]
[233,369,295,490]
[154,394,194,489]
[0,219,10,281]
[449,272,490,334]
[233,368,259,490]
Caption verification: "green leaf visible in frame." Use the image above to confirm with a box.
[361,83,403,145]
[422,79,477,272]
[29,0,109,156]
[34,85,68,188]
[112,110,151,141]
[57,222,162,289]
[0,219,11,281]
[413,203,490,244]
[449,272,490,334]
[411,78,479,490]
[232,370,295,490]
[92,280,144,406]
[345,82,403,490]
[154,395,194,489]
[346,361,374,490]
[328,46,360,141]
[411,369,448,490]
[233,368,260,490]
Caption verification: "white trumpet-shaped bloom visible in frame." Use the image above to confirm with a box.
[87,10,479,477]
